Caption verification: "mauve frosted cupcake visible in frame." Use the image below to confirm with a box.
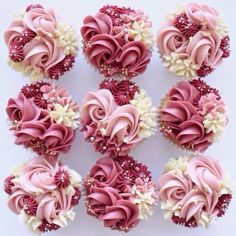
[157,155,232,228]
[3,156,82,233]
[4,4,78,81]
[81,5,154,79]
[6,81,80,158]
[158,79,228,152]
[84,156,158,232]
[156,3,230,79]
[80,79,157,157]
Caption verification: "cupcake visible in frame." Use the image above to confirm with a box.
[158,79,227,152]
[81,5,154,78]
[156,3,230,79]
[3,156,82,233]
[157,155,232,228]
[84,156,158,232]
[80,79,157,156]
[6,81,80,158]
[4,4,78,81]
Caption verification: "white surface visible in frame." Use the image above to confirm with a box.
[0,0,235,235]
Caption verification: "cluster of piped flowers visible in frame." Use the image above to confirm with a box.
[4,4,78,81]
[156,3,230,79]
[81,5,153,78]
[6,81,80,158]
[84,156,158,232]
[157,155,232,228]
[3,156,82,233]
[158,79,227,152]
[80,79,157,156]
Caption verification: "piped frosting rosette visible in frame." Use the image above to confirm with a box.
[81,5,153,78]
[4,4,78,81]
[157,155,232,228]
[156,3,230,79]
[158,79,228,152]
[84,156,158,232]
[3,156,82,233]
[80,79,157,156]
[6,81,80,158]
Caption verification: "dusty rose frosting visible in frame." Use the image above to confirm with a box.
[5,156,82,233]
[157,155,232,228]
[159,79,227,152]
[84,156,158,231]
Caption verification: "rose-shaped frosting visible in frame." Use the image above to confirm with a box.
[118,41,151,76]
[157,25,188,55]
[81,13,113,42]
[101,199,139,231]
[6,93,41,123]
[84,34,122,69]
[80,89,117,123]
[186,3,219,31]
[89,157,122,187]
[187,156,224,194]
[4,20,25,44]
[22,36,65,76]
[23,8,58,36]
[186,31,223,68]
[99,104,141,145]
[87,186,121,217]
[157,173,193,205]
[19,157,58,193]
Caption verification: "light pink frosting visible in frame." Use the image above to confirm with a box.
[23,8,58,36]
[81,12,113,42]
[186,31,223,68]
[186,3,219,31]
[80,89,117,123]
[4,20,25,44]
[89,157,122,188]
[187,155,224,194]
[99,104,141,145]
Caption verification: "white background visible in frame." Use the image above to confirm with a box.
[0,0,235,235]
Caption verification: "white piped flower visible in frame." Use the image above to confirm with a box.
[203,112,227,142]
[164,156,191,175]
[52,210,75,227]
[161,201,181,220]
[55,23,78,56]
[162,53,200,79]
[130,89,157,139]
[166,6,185,20]
[198,212,216,228]
[127,20,154,49]
[215,17,229,39]
[50,103,80,129]
[70,169,82,188]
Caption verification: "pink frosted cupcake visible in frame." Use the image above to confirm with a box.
[156,3,230,79]
[158,79,227,152]
[84,156,158,232]
[157,155,232,228]
[80,79,157,156]
[4,4,78,81]
[6,81,80,158]
[3,156,82,233]
[81,5,154,78]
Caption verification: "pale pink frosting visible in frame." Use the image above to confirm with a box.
[187,155,224,194]
[186,3,219,31]
[6,93,42,123]
[80,89,117,123]
[4,20,25,44]
[118,41,151,76]
[19,157,59,193]
[186,31,223,68]
[23,8,58,36]
[81,13,113,42]
[22,36,65,76]
[157,173,192,204]
[99,104,141,145]
[89,157,122,188]
[156,24,188,55]
[101,199,139,230]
